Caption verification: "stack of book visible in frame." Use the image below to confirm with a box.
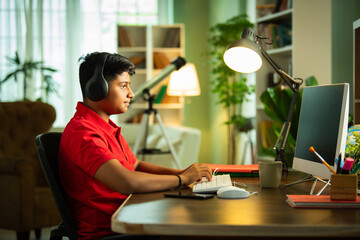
[286,195,360,208]
[205,164,259,177]
[162,29,180,48]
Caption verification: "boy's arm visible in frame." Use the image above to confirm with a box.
[134,159,183,175]
[94,159,211,195]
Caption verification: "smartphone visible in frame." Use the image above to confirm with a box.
[164,192,214,199]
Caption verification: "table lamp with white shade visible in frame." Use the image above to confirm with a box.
[166,63,200,124]
[167,63,201,102]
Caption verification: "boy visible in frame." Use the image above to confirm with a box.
[58,52,211,239]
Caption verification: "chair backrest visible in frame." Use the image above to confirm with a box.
[35,132,78,240]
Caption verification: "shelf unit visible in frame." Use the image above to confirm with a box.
[255,0,293,161]
[116,24,185,126]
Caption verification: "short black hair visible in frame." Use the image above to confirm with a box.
[78,52,135,99]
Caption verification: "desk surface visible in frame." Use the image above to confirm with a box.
[111,171,360,238]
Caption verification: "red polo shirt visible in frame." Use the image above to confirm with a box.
[59,102,137,239]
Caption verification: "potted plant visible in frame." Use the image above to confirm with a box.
[207,14,255,164]
[1,51,59,102]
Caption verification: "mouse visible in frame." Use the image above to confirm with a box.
[217,186,250,199]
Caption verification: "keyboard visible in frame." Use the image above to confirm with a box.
[192,174,232,193]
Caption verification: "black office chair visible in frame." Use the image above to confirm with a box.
[35,132,154,240]
[35,132,78,240]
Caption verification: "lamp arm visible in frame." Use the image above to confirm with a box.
[258,46,302,169]
[274,90,299,168]
[259,47,300,92]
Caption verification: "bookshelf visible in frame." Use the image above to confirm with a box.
[254,0,334,162]
[255,0,293,161]
[116,24,185,126]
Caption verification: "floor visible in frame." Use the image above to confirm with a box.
[0,228,53,240]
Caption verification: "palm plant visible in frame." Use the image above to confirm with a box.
[1,51,58,101]
[259,76,318,167]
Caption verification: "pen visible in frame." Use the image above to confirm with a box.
[309,146,336,174]
[336,153,342,174]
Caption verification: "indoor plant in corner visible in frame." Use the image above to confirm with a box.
[1,51,59,102]
[207,14,255,165]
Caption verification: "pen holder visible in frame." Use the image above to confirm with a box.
[330,174,358,201]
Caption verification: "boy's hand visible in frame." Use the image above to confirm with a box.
[179,163,212,186]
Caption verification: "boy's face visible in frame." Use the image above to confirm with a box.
[99,72,134,115]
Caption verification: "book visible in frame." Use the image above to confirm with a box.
[286,195,360,208]
[205,164,259,177]
[118,27,135,47]
[130,56,145,66]
[155,85,167,103]
[153,52,170,69]
[163,29,180,48]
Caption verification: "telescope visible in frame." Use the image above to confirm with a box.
[130,56,186,169]
[131,56,186,103]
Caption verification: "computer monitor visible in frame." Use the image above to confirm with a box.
[292,83,349,179]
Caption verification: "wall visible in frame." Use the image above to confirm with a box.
[173,0,211,163]
[174,0,247,164]
[332,0,360,116]
[294,0,360,116]
[173,0,360,165]
[293,0,332,86]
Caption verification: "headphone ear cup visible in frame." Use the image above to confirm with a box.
[85,65,109,101]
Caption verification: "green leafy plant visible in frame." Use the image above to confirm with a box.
[259,76,318,167]
[1,51,59,102]
[207,15,255,164]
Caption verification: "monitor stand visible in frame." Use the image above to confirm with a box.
[285,174,331,195]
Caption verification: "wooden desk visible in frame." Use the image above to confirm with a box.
[111,171,360,239]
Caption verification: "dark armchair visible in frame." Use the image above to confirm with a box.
[0,101,61,240]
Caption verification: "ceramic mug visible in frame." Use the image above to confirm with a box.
[259,161,282,188]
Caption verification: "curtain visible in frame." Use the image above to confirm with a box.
[0,0,66,125]
[0,0,167,127]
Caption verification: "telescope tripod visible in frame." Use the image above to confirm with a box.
[133,91,182,169]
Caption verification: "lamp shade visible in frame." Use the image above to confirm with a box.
[223,38,263,73]
[167,63,200,96]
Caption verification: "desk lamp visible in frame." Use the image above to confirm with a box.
[223,27,303,169]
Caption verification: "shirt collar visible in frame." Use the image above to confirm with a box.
[75,102,121,135]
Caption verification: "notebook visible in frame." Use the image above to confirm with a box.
[205,164,259,177]
[286,195,360,208]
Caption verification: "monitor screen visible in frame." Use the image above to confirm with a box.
[292,83,349,179]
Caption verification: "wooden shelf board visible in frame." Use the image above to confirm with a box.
[118,47,147,52]
[267,45,293,55]
[257,8,293,23]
